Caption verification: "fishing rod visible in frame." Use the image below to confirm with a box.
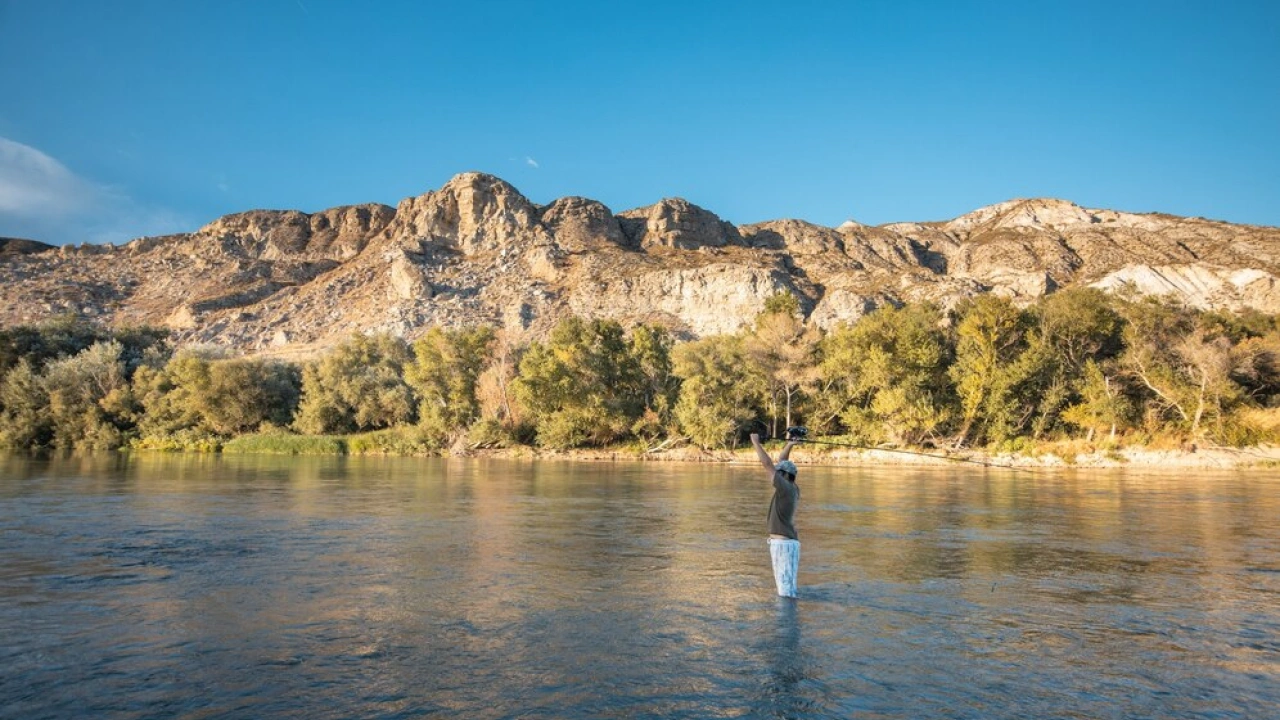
[776,426,1037,473]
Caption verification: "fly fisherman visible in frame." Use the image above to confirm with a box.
[750,431,800,598]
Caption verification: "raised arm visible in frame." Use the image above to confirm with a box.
[777,439,798,462]
[749,433,775,473]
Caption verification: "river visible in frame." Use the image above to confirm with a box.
[1,453,1277,719]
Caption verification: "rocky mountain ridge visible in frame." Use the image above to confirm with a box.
[3,172,1279,357]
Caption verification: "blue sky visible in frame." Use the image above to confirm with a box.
[1,0,1277,245]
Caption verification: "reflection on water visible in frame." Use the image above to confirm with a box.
[1,454,1277,718]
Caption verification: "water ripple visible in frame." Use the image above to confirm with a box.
[1,455,1278,719]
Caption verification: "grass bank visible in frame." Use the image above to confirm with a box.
[218,427,438,456]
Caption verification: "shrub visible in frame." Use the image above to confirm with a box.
[221,432,345,455]
[294,334,415,434]
[132,429,223,453]
[346,427,433,455]
[0,359,52,449]
[133,351,301,440]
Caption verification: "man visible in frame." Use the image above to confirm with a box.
[750,432,800,598]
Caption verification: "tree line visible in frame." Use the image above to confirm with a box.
[3,287,1279,454]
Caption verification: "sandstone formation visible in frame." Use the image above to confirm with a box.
[3,174,1279,357]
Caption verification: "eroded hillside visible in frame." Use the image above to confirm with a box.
[3,173,1279,356]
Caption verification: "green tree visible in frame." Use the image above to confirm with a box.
[949,295,1035,445]
[0,359,52,449]
[745,292,820,435]
[294,334,415,434]
[203,359,300,435]
[627,324,680,443]
[818,303,954,444]
[405,326,495,446]
[110,325,172,375]
[1060,359,1133,441]
[471,330,527,447]
[134,351,216,439]
[41,340,134,450]
[134,350,301,440]
[1230,330,1280,405]
[1023,288,1125,438]
[672,335,765,449]
[0,319,169,449]
[1033,288,1123,373]
[1117,298,1248,440]
[513,317,646,449]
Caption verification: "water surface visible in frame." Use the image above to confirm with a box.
[2,454,1277,719]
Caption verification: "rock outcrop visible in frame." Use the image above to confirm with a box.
[618,198,742,251]
[3,172,1279,357]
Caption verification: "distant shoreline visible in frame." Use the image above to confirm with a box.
[6,442,1279,471]
[451,443,1280,470]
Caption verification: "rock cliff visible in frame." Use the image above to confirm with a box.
[3,173,1279,356]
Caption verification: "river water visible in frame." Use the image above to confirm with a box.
[1,454,1277,719]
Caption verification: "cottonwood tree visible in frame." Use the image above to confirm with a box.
[1229,330,1280,404]
[1023,288,1125,438]
[1060,359,1133,441]
[744,292,820,436]
[472,329,526,445]
[134,350,300,439]
[949,295,1033,445]
[513,317,646,449]
[0,315,106,377]
[405,326,495,446]
[672,335,766,449]
[1117,299,1244,439]
[294,333,416,434]
[0,359,52,449]
[0,319,170,450]
[41,340,134,450]
[818,302,954,445]
[626,324,680,444]
[202,359,300,435]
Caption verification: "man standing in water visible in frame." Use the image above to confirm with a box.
[750,432,800,598]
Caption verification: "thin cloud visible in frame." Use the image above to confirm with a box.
[0,137,98,218]
[525,156,539,169]
[0,136,191,244]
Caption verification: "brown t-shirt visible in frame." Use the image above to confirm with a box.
[767,469,799,539]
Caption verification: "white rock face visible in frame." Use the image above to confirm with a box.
[524,245,562,282]
[1090,264,1280,313]
[743,219,845,255]
[1089,209,1170,231]
[946,198,1097,234]
[986,270,1056,300]
[568,264,792,336]
[389,253,431,300]
[808,288,889,330]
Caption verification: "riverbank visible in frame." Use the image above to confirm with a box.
[74,428,1280,469]
[463,441,1280,470]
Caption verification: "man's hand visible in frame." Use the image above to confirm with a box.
[750,432,773,471]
